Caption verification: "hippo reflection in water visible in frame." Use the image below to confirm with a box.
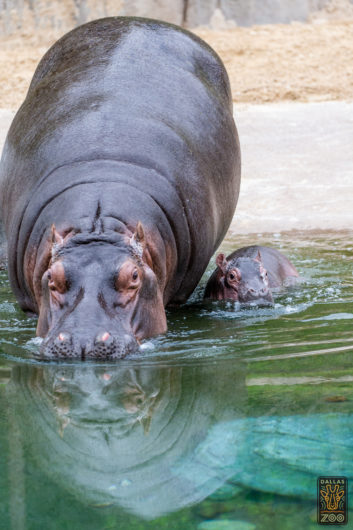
[5,362,353,520]
[0,17,240,358]
[6,362,247,518]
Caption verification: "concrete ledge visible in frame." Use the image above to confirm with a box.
[232,101,353,234]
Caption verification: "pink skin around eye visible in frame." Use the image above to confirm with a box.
[227,268,241,284]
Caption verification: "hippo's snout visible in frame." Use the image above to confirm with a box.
[40,330,139,360]
[239,285,274,304]
[249,286,272,298]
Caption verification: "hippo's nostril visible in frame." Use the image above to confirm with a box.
[95,331,115,349]
[101,331,110,342]
[94,331,116,358]
[95,331,112,344]
[44,331,74,358]
[58,331,71,343]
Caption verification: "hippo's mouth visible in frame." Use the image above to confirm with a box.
[38,330,140,360]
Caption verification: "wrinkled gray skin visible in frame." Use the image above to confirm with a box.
[0,221,6,270]
[0,17,240,359]
[204,245,299,304]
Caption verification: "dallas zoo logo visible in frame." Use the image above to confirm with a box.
[317,477,348,525]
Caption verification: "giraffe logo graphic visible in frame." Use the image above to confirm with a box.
[318,477,348,525]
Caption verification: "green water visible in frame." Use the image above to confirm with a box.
[0,230,353,530]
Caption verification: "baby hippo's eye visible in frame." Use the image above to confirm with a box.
[259,266,268,280]
[227,268,241,283]
[132,269,138,281]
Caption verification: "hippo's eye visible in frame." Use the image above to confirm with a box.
[47,270,56,290]
[47,261,67,294]
[260,267,268,280]
[228,268,240,282]
[128,268,140,290]
[115,262,141,294]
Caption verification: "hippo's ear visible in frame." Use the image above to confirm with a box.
[51,225,65,247]
[50,225,74,256]
[216,253,227,275]
[255,250,262,263]
[130,221,146,258]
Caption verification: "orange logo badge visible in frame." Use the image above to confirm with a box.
[318,477,348,525]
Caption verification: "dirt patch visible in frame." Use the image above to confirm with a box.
[0,19,353,109]
[196,20,353,104]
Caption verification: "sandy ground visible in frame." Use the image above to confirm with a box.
[197,21,353,104]
[0,20,353,109]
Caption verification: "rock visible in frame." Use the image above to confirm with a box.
[209,8,237,29]
[0,0,348,34]
[196,501,221,519]
[198,520,256,530]
[219,0,330,26]
[185,0,218,27]
[209,483,243,501]
[309,0,353,23]
[121,0,184,26]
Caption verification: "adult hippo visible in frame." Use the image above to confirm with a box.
[0,17,240,359]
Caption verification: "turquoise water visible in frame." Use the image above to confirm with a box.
[1,229,353,529]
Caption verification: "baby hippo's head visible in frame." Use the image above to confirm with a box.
[205,251,273,304]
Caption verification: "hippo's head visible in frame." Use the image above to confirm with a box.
[215,251,273,304]
[36,223,166,359]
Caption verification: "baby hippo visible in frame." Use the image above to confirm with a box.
[204,245,299,304]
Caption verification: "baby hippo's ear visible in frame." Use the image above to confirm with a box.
[216,253,228,275]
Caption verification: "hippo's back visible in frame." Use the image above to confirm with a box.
[0,17,240,305]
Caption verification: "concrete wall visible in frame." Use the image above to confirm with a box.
[0,0,351,35]
[219,0,329,26]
